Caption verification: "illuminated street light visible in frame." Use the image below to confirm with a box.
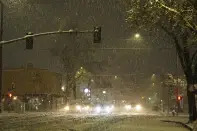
[103,90,106,94]
[91,79,94,82]
[13,96,17,100]
[61,86,65,91]
[151,74,156,82]
[115,76,118,79]
[135,33,140,39]
[84,88,89,94]
[148,97,151,100]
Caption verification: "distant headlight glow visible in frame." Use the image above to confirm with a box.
[105,106,110,112]
[84,106,90,111]
[104,105,113,113]
[135,104,142,111]
[76,105,81,111]
[95,106,101,113]
[125,105,132,110]
[64,106,70,111]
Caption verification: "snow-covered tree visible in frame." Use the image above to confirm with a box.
[124,0,197,122]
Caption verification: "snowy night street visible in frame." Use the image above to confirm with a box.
[0,112,190,131]
[1,0,197,130]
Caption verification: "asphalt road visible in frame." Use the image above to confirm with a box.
[0,112,189,131]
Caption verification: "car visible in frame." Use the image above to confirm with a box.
[93,104,114,114]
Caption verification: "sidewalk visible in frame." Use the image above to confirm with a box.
[159,116,193,130]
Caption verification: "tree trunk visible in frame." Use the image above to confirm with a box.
[160,25,197,121]
[187,77,197,122]
[72,81,77,100]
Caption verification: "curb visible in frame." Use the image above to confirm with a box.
[161,120,192,131]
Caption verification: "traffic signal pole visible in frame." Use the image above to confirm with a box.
[0,30,95,46]
[0,24,101,113]
[0,0,3,113]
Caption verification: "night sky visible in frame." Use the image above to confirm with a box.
[2,0,182,78]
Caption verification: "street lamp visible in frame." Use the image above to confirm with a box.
[103,90,106,94]
[84,88,89,94]
[151,74,156,82]
[114,75,118,79]
[61,86,65,91]
[134,33,140,39]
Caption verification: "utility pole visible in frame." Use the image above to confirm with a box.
[176,54,179,115]
[167,85,170,116]
[0,0,3,113]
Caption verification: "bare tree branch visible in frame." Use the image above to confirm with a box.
[160,25,188,75]
[188,0,197,10]
[157,1,197,34]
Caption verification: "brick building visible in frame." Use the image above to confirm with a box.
[1,67,65,111]
[2,68,62,95]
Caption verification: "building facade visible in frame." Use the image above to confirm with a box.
[2,67,65,112]
[2,68,62,96]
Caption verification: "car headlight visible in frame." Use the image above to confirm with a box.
[95,106,101,113]
[76,105,81,111]
[84,106,90,111]
[105,106,110,111]
[125,105,132,110]
[135,104,142,111]
[64,106,70,111]
[105,106,113,113]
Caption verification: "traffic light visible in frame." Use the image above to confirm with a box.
[8,93,12,98]
[93,26,101,43]
[26,32,34,49]
[177,96,183,101]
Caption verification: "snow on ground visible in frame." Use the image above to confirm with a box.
[0,112,190,131]
[104,118,188,131]
[159,115,193,129]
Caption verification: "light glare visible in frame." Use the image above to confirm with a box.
[64,106,69,111]
[125,105,132,110]
[76,105,81,111]
[135,104,142,111]
[135,33,140,38]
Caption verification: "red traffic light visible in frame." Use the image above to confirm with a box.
[177,96,182,101]
[8,93,12,98]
